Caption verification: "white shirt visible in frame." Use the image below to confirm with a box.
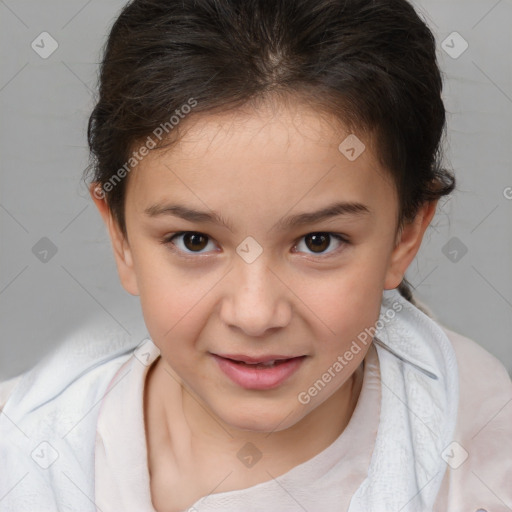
[1,288,511,511]
[93,326,512,512]
[95,340,381,512]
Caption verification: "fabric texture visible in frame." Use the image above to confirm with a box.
[1,288,511,512]
[94,336,381,512]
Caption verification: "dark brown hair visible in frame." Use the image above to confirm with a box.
[85,0,456,307]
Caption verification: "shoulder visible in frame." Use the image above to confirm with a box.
[0,326,142,427]
[440,324,511,436]
[0,327,144,510]
[441,325,511,416]
[0,375,24,412]
[442,325,510,377]
[435,324,512,510]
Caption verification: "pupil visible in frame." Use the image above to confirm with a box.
[307,233,329,253]
[185,233,207,251]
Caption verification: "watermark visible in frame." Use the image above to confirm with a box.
[31,31,59,59]
[31,441,59,469]
[441,236,468,263]
[134,338,160,366]
[297,299,403,405]
[237,442,263,468]
[503,186,512,200]
[338,133,366,161]
[93,97,198,199]
[441,441,469,469]
[32,236,58,263]
[236,236,263,264]
[441,31,468,60]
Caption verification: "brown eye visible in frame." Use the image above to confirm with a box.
[162,231,216,255]
[182,232,209,251]
[304,233,330,253]
[294,232,348,257]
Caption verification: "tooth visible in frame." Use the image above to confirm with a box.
[234,359,280,367]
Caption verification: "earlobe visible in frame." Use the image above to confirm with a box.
[384,200,438,290]
[89,184,140,296]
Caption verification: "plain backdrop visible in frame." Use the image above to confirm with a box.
[1,0,511,379]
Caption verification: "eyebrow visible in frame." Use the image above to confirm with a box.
[144,201,371,232]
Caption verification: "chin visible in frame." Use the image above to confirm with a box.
[229,418,287,433]
[218,402,301,433]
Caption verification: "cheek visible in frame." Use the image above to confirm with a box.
[132,234,386,358]
[133,251,214,346]
[302,264,384,346]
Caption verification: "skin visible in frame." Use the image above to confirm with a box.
[90,98,437,511]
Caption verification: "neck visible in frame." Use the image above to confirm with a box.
[147,357,364,474]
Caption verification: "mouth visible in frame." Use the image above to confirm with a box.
[211,353,307,390]
[216,353,302,365]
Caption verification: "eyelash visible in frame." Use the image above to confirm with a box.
[160,231,350,260]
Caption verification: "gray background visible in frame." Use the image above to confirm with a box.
[1,0,511,380]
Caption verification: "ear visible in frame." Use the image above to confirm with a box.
[89,183,140,296]
[384,199,439,290]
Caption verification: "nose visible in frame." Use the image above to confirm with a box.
[219,256,292,337]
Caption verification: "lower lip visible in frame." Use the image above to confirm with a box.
[212,355,306,390]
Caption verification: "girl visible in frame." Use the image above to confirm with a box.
[1,0,511,511]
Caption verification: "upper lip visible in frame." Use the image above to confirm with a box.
[213,354,304,364]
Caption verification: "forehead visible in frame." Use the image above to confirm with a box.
[124,101,397,224]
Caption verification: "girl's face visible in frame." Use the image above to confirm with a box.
[93,100,434,433]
